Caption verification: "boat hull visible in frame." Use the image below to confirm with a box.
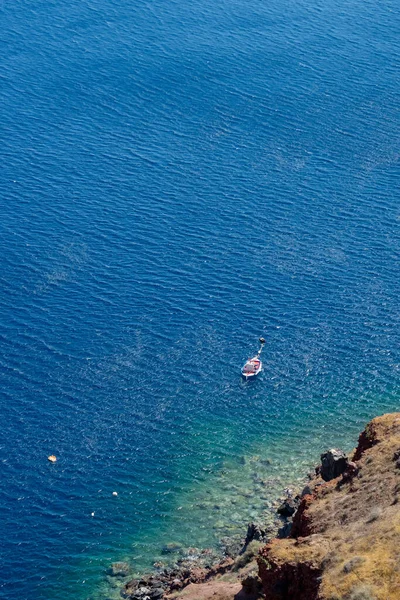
[241,356,262,379]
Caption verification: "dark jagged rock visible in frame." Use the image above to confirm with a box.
[277,521,292,539]
[277,497,298,517]
[149,588,164,599]
[319,448,348,481]
[301,483,312,497]
[241,571,263,594]
[392,449,400,461]
[244,522,269,545]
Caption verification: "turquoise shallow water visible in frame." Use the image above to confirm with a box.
[1,0,400,598]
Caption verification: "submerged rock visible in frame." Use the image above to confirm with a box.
[108,561,131,577]
[122,578,166,600]
[161,542,182,554]
[220,535,243,558]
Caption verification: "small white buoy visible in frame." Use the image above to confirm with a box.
[91,512,95,517]
[48,455,57,463]
[112,491,118,496]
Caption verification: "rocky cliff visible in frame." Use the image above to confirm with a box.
[120,413,400,600]
[258,412,400,600]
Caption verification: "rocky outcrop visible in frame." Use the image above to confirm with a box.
[319,448,348,482]
[258,539,325,600]
[276,498,299,517]
[257,412,400,600]
[244,522,273,545]
[122,557,235,599]
[352,421,381,461]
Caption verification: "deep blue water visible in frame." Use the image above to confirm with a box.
[1,0,400,597]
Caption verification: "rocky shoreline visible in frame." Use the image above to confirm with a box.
[106,515,283,599]
[102,449,306,600]
[104,484,296,599]
[105,412,400,600]
[112,449,343,600]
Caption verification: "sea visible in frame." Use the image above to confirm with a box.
[1,0,400,598]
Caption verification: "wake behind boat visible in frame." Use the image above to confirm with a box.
[241,337,266,379]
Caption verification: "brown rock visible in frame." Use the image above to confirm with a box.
[167,580,261,599]
[258,538,324,600]
[290,494,314,538]
[166,581,241,599]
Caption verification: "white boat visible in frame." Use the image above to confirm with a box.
[241,338,265,379]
